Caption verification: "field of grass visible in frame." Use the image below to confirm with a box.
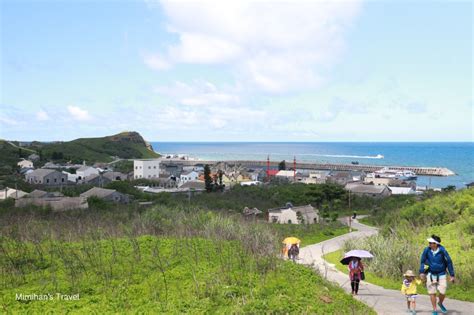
[0,204,374,314]
[31,131,159,163]
[272,223,349,247]
[358,217,375,227]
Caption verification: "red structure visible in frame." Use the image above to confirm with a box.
[266,155,278,180]
[267,155,270,177]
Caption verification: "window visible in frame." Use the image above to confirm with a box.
[62,178,65,182]
[149,166,151,169]
[271,216,278,223]
[46,179,49,183]
[288,219,292,224]
[153,166,156,169]
[54,178,57,183]
[135,166,138,170]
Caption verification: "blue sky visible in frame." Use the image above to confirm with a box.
[1,0,472,142]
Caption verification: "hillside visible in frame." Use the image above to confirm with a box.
[2,131,159,165]
[0,204,374,314]
[0,140,34,176]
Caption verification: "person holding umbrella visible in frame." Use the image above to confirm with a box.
[348,257,364,295]
[282,237,300,261]
[340,250,373,295]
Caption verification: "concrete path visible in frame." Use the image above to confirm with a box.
[298,217,474,314]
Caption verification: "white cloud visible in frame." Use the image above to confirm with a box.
[146,0,362,93]
[36,110,50,121]
[0,115,19,126]
[67,105,91,121]
[143,53,170,70]
[154,80,240,107]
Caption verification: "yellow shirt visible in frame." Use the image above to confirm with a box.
[401,279,421,295]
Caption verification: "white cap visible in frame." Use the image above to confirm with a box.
[427,237,440,244]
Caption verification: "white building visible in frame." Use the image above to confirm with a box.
[76,166,99,180]
[62,171,79,183]
[182,165,204,172]
[0,187,28,200]
[268,203,319,224]
[17,159,34,169]
[180,171,199,184]
[388,186,417,195]
[134,159,161,179]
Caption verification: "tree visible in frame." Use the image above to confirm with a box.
[51,151,64,160]
[442,185,456,192]
[204,164,213,192]
[296,211,305,224]
[278,160,286,170]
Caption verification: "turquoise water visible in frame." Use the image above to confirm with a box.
[151,142,473,189]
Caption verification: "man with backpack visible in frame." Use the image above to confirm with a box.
[419,235,455,315]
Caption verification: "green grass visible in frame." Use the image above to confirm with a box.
[30,131,159,164]
[1,236,374,314]
[358,217,375,227]
[272,223,349,247]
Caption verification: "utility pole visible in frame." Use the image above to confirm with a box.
[293,156,296,182]
[266,155,270,181]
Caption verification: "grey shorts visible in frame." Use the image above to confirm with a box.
[426,276,447,295]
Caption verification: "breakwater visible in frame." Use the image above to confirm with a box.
[161,159,456,176]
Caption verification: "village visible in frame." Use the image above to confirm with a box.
[1,154,441,223]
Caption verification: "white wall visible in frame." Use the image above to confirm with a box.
[268,208,298,224]
[77,167,99,179]
[180,171,199,184]
[18,160,33,168]
[134,160,161,179]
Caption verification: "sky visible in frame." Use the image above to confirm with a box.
[0,0,472,142]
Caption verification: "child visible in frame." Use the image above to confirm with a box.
[401,270,422,314]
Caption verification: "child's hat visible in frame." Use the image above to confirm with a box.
[404,270,416,277]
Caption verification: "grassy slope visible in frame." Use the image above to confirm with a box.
[0,140,31,176]
[1,236,374,314]
[1,132,159,167]
[273,223,349,247]
[36,132,159,163]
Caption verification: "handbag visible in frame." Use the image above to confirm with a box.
[360,271,365,280]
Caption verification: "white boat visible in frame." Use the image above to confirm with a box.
[373,168,417,180]
[398,170,417,180]
[374,167,397,178]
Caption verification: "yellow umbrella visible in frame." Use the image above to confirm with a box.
[282,237,301,245]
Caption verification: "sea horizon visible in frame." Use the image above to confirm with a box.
[152,141,473,189]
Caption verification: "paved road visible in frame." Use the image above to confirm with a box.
[298,217,474,314]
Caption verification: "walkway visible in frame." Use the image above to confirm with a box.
[298,217,474,314]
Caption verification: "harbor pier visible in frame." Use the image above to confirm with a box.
[161,159,456,177]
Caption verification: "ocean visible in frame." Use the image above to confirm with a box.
[151,142,473,189]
